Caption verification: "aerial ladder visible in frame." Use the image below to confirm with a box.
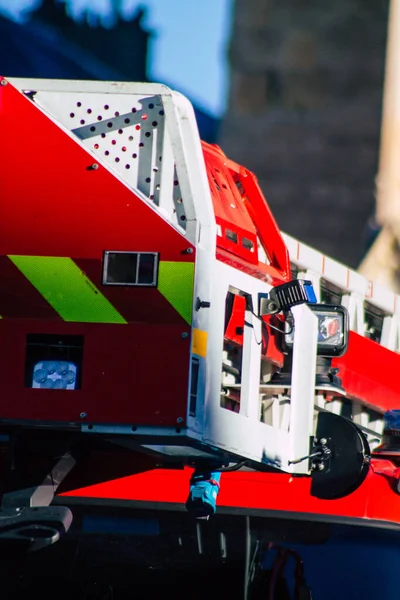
[0,76,400,559]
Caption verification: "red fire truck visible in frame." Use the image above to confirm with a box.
[1,76,400,599]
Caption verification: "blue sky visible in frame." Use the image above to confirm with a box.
[0,0,233,116]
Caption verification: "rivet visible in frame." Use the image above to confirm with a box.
[0,79,8,86]
[181,332,189,339]
[186,248,193,254]
[91,163,99,170]
[80,412,87,419]
[176,417,184,424]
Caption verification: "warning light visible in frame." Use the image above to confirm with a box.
[286,304,349,357]
[32,361,77,390]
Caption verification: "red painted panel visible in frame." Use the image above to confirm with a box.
[216,218,258,264]
[0,79,194,427]
[0,81,194,261]
[226,157,291,282]
[216,248,287,287]
[0,256,61,320]
[206,141,290,284]
[203,144,259,264]
[60,459,400,528]
[225,294,246,345]
[0,318,190,426]
[333,331,400,412]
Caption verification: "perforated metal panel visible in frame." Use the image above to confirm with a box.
[15,82,191,236]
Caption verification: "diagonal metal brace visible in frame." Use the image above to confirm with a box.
[1,452,76,510]
[0,452,76,553]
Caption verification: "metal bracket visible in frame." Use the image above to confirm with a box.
[0,452,76,553]
[288,438,332,470]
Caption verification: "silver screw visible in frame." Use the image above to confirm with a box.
[80,412,87,419]
[181,332,189,339]
[186,248,194,254]
[320,438,327,446]
[318,463,325,471]
[176,417,184,424]
[0,79,8,86]
[91,163,99,170]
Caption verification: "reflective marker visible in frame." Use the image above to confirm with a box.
[9,256,127,324]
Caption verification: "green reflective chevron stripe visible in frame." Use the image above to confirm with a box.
[158,261,194,325]
[8,256,127,324]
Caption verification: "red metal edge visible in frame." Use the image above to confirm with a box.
[202,142,291,282]
[333,331,400,412]
[59,458,400,527]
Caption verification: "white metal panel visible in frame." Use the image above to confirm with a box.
[381,315,400,350]
[347,270,369,297]
[288,304,318,474]
[190,260,316,474]
[367,280,397,314]
[341,293,365,335]
[282,233,322,272]
[240,310,262,421]
[321,256,349,290]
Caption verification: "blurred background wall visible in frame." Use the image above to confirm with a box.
[220,0,389,269]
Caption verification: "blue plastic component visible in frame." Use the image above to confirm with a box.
[304,281,317,304]
[383,410,400,434]
[185,470,221,518]
[82,516,159,535]
[269,279,317,312]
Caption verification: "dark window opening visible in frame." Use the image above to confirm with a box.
[320,282,342,305]
[235,180,245,196]
[364,303,384,343]
[226,230,238,244]
[103,252,158,286]
[25,334,84,390]
[189,358,200,417]
[212,175,221,191]
[242,238,254,252]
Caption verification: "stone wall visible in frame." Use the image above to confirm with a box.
[220,0,389,267]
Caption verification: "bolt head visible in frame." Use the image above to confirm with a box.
[320,438,327,445]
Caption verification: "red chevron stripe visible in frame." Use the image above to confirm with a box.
[0,256,61,320]
[74,258,189,325]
